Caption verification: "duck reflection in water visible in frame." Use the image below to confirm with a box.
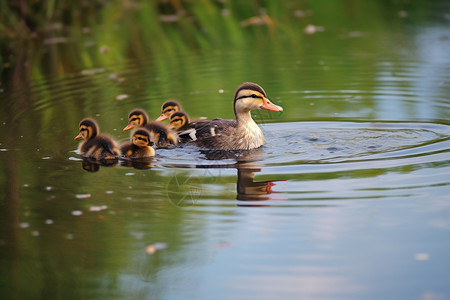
[236,166,283,201]
[199,148,284,202]
[81,158,118,172]
[119,157,154,170]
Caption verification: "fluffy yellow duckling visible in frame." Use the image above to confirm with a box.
[123,109,178,147]
[120,128,155,158]
[74,118,120,160]
[156,100,182,121]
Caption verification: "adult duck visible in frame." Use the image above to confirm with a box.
[180,82,282,150]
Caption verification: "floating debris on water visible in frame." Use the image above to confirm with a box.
[89,205,108,212]
[43,37,68,45]
[46,186,53,191]
[20,222,30,229]
[80,68,105,76]
[71,210,83,216]
[106,190,114,194]
[76,193,91,199]
[99,45,109,54]
[145,242,168,255]
[304,24,324,34]
[398,10,408,18]
[45,219,54,225]
[31,231,40,237]
[414,253,429,261]
[116,94,129,101]
[66,233,74,240]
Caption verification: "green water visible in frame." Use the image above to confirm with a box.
[1,1,450,299]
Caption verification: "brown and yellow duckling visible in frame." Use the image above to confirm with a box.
[120,128,155,158]
[169,111,192,132]
[123,109,178,147]
[74,118,120,160]
[179,82,283,150]
[156,100,182,121]
[169,111,203,143]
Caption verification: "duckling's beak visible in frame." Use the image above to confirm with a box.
[123,124,134,132]
[74,133,83,140]
[261,97,283,112]
[156,114,168,121]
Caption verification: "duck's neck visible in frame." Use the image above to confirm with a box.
[236,110,256,127]
[235,109,265,149]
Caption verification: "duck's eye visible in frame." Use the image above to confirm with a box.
[251,94,258,98]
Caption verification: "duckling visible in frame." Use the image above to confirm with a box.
[74,118,120,160]
[156,100,182,121]
[120,128,155,158]
[169,111,207,143]
[123,109,178,147]
[169,111,192,131]
[181,82,283,150]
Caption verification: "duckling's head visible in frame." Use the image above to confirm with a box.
[123,109,149,132]
[156,100,182,121]
[233,82,283,115]
[131,128,153,148]
[74,118,98,141]
[169,111,190,130]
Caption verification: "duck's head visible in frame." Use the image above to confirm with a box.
[123,109,149,132]
[132,128,153,147]
[233,82,283,115]
[156,100,182,121]
[74,118,98,141]
[169,111,190,130]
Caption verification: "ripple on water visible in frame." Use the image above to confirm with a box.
[262,121,450,166]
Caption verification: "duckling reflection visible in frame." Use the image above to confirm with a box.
[119,157,154,170]
[81,158,118,172]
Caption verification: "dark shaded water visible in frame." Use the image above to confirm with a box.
[1,1,450,299]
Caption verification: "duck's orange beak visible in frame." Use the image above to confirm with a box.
[123,124,134,132]
[261,97,283,112]
[156,114,168,121]
[74,133,83,140]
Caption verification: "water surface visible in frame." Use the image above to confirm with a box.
[1,1,450,299]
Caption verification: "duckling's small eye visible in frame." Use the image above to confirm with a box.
[251,94,258,98]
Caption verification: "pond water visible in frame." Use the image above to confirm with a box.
[1,1,450,299]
